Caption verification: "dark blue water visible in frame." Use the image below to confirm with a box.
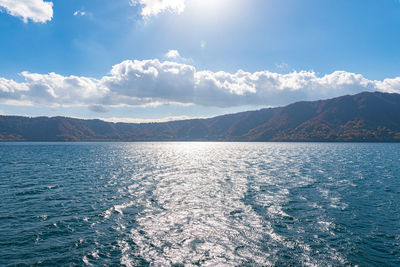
[0,142,399,266]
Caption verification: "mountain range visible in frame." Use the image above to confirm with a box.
[1,91,400,142]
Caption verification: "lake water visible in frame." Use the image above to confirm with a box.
[0,142,399,266]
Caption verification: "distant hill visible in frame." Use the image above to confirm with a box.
[1,92,400,142]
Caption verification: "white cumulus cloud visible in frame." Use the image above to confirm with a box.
[17,71,108,106]
[375,77,400,93]
[0,0,53,23]
[0,59,399,109]
[131,0,185,17]
[73,10,86,16]
[165,50,181,59]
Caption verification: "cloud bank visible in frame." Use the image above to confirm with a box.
[100,115,202,124]
[131,0,185,17]
[1,58,399,110]
[0,0,53,23]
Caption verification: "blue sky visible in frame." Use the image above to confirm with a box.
[1,0,400,122]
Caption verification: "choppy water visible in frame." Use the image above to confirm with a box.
[0,142,399,266]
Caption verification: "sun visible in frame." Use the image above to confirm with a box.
[190,0,233,14]
[185,0,239,24]
[191,0,230,9]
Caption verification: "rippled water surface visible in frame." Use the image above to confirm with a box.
[0,142,400,266]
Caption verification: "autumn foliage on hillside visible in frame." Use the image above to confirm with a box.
[1,92,400,142]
